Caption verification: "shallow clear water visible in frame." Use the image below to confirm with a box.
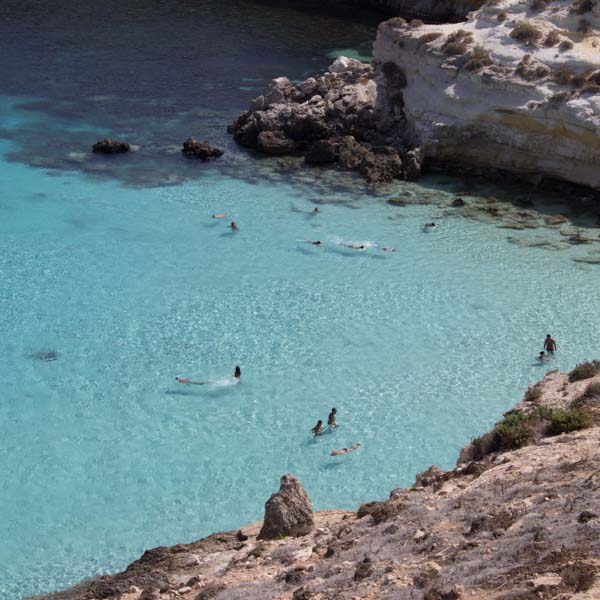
[1,2,600,599]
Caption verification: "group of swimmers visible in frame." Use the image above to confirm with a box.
[538,334,557,362]
[309,408,360,455]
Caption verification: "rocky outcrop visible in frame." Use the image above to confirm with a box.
[228,57,421,184]
[33,369,600,600]
[92,139,131,154]
[181,137,224,160]
[257,474,314,540]
[373,0,600,190]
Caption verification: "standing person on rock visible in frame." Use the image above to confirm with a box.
[544,334,557,356]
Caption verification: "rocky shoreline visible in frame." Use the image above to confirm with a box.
[32,364,600,600]
[229,0,600,195]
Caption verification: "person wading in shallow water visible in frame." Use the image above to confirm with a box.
[229,221,239,231]
[311,420,323,435]
[544,334,557,356]
[328,407,337,428]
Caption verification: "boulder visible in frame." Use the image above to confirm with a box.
[403,148,423,180]
[338,136,369,170]
[181,137,224,160]
[305,139,339,164]
[92,139,131,154]
[257,474,314,540]
[329,56,368,75]
[360,147,403,185]
[256,131,297,155]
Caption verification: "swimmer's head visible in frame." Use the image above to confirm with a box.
[539,351,545,357]
[234,366,241,378]
[331,408,336,414]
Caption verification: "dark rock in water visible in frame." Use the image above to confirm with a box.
[360,147,403,185]
[403,148,423,180]
[305,139,339,164]
[27,351,59,362]
[338,136,368,170]
[92,139,131,154]
[451,197,466,207]
[228,56,420,185]
[258,474,314,540]
[256,131,297,155]
[181,137,224,160]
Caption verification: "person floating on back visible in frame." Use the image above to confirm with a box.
[176,366,241,385]
[212,213,229,219]
[544,334,557,356]
[423,222,435,230]
[303,240,323,246]
[331,442,361,456]
[538,351,550,363]
[328,407,337,428]
[230,221,239,231]
[311,420,324,436]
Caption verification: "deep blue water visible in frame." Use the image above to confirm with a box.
[1,3,600,599]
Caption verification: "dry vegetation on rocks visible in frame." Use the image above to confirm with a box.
[35,368,600,600]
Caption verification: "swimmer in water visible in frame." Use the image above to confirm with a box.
[311,420,324,436]
[176,377,212,385]
[423,222,436,229]
[230,221,239,231]
[303,240,323,246]
[328,407,337,428]
[339,242,366,250]
[379,246,396,252]
[176,366,241,385]
[538,351,550,363]
[212,213,229,219]
[312,207,321,214]
[331,442,361,456]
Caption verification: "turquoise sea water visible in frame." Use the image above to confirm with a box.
[1,2,600,599]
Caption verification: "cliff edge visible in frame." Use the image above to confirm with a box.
[32,364,600,600]
[374,0,600,189]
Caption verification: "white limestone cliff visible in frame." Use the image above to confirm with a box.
[374,0,600,189]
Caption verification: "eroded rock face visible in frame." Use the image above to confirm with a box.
[228,56,417,185]
[257,474,314,540]
[92,139,131,154]
[181,137,224,160]
[374,1,600,190]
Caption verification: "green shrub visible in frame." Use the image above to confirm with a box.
[409,19,424,28]
[442,30,474,56]
[583,380,600,398]
[195,584,225,600]
[511,21,543,45]
[495,412,533,450]
[524,384,543,403]
[553,66,574,85]
[248,543,267,558]
[464,45,493,71]
[559,39,574,51]
[548,91,573,108]
[545,408,591,435]
[497,10,507,21]
[417,31,443,47]
[568,360,600,382]
[544,30,560,47]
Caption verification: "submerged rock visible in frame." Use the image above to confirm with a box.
[26,350,59,362]
[258,474,314,540]
[181,137,224,160]
[92,139,131,154]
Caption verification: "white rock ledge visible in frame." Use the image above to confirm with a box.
[374,0,600,189]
